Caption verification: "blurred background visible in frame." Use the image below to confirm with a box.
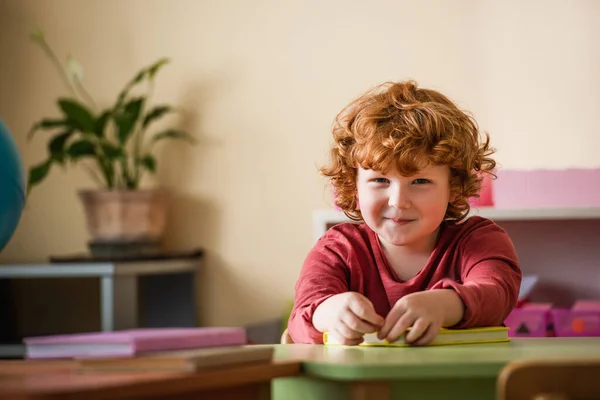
[0,0,598,340]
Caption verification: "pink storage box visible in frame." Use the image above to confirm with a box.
[572,300,600,311]
[504,307,551,337]
[469,174,494,207]
[551,309,600,337]
[493,168,600,208]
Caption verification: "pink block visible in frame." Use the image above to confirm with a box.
[573,301,600,311]
[522,302,553,310]
[551,309,600,337]
[493,169,600,208]
[505,308,550,337]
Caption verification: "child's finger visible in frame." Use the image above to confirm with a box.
[348,297,384,327]
[341,312,380,334]
[404,318,429,343]
[385,311,416,343]
[411,324,439,346]
[331,330,363,346]
[377,303,406,339]
[335,319,364,340]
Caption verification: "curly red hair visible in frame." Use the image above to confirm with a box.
[320,80,496,223]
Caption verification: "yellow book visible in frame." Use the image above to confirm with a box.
[323,326,510,347]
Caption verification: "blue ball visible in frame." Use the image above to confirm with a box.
[0,118,25,253]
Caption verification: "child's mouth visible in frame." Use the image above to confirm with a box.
[388,218,414,225]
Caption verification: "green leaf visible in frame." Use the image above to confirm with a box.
[142,105,172,128]
[151,129,195,145]
[66,139,97,160]
[147,58,169,79]
[58,98,95,133]
[113,113,135,144]
[27,118,66,140]
[114,58,169,109]
[48,130,74,164]
[138,154,156,173]
[115,98,144,144]
[27,159,53,194]
[101,142,124,159]
[94,110,111,137]
[124,97,144,117]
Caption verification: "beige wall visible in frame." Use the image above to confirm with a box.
[0,0,599,330]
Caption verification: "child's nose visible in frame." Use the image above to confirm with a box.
[388,186,411,209]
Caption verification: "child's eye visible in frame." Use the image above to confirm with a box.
[413,178,430,185]
[371,178,389,184]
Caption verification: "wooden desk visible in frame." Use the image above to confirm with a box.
[0,359,301,400]
[271,337,600,400]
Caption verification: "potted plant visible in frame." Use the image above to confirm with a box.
[25,29,194,255]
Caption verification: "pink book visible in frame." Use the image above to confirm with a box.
[23,327,247,359]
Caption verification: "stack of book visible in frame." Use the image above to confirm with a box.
[23,327,274,372]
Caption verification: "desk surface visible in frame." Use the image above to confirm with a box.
[3,339,599,398]
[0,359,300,400]
[272,337,600,380]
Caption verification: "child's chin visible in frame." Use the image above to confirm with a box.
[378,233,412,247]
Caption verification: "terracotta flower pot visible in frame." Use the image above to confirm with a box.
[78,188,167,244]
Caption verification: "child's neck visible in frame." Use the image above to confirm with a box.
[378,228,441,281]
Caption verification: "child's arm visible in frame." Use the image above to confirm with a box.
[378,221,520,345]
[432,221,522,328]
[286,229,383,344]
[286,238,348,343]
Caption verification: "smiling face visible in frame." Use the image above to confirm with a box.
[356,164,455,254]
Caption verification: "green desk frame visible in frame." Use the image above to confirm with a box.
[271,337,600,400]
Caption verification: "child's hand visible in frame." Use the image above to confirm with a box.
[378,290,464,346]
[313,292,384,346]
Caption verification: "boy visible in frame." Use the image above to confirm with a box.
[287,80,522,345]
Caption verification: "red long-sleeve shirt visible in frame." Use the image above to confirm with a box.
[288,216,522,344]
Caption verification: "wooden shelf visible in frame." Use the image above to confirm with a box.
[469,206,600,221]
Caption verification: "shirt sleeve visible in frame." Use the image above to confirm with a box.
[431,221,522,328]
[287,230,352,344]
